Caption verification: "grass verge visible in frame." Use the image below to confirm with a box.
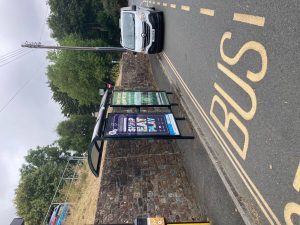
[62,162,100,225]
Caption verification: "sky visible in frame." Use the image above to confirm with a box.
[0,0,64,224]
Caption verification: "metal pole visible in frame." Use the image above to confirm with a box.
[22,42,127,53]
[63,177,80,180]
[69,156,87,161]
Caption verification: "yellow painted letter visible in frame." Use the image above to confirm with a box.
[284,202,300,225]
[217,63,257,120]
[210,94,249,160]
[220,32,268,82]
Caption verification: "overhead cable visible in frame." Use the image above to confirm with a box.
[0,49,29,63]
[0,49,35,68]
[0,48,25,60]
[0,62,45,114]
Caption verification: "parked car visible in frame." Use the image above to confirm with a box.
[120,5,164,54]
[48,203,68,225]
[48,204,62,225]
[55,204,69,225]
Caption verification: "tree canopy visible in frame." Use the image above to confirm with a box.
[47,35,115,105]
[15,145,68,225]
[49,81,98,117]
[48,0,99,40]
[56,115,95,154]
[47,0,124,45]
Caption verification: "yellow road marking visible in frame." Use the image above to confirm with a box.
[284,202,300,225]
[233,13,265,27]
[181,5,190,11]
[163,3,167,6]
[220,32,268,83]
[157,2,161,5]
[170,4,176,8]
[160,51,280,225]
[293,162,300,192]
[200,8,215,16]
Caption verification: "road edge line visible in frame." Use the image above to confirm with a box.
[155,54,254,225]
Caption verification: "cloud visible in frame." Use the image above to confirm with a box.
[0,1,64,224]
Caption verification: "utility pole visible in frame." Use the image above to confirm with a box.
[22,41,127,53]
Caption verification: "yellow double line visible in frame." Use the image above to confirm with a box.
[160,52,280,225]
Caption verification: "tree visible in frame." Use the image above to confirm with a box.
[56,115,95,154]
[102,0,127,25]
[15,164,64,225]
[49,81,98,117]
[15,145,68,225]
[23,145,66,170]
[47,0,121,45]
[47,35,116,105]
[47,0,99,40]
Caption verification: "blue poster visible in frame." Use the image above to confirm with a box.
[104,113,180,137]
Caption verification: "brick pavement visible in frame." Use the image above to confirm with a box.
[94,53,206,224]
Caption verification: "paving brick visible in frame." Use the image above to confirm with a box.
[94,53,206,225]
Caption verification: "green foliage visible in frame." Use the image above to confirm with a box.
[48,0,99,40]
[46,0,123,112]
[47,0,122,45]
[111,64,120,81]
[23,145,66,170]
[102,0,127,25]
[15,145,68,225]
[56,115,96,154]
[15,1,126,223]
[49,81,98,117]
[47,35,116,105]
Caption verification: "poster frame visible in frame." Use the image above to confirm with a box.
[110,90,172,107]
[102,112,194,140]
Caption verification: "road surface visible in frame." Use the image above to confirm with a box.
[133,0,299,224]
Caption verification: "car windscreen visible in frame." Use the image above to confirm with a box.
[122,12,135,50]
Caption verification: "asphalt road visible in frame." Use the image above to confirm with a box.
[133,0,299,224]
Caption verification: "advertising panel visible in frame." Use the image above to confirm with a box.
[104,113,180,137]
[112,91,170,106]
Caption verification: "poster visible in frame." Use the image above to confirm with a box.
[104,113,180,137]
[112,91,170,106]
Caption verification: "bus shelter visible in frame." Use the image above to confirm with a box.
[88,89,193,176]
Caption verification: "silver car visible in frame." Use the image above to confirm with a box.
[120,5,164,54]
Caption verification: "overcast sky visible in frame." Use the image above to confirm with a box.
[0,0,64,224]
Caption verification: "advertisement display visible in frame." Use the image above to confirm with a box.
[111,91,170,106]
[104,113,180,137]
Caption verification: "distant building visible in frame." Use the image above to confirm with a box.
[10,218,24,225]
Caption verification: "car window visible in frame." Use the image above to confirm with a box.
[122,12,135,50]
